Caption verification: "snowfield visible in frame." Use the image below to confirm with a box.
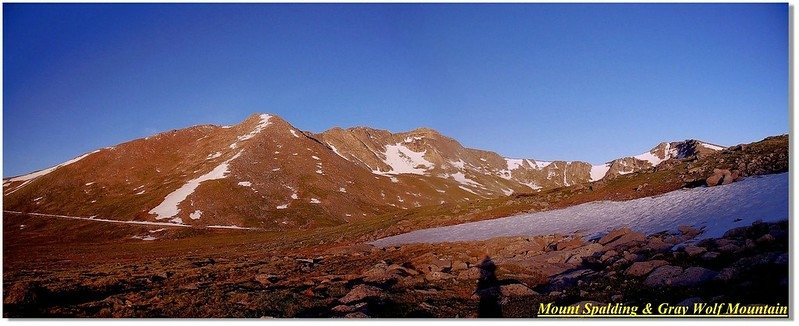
[148,150,243,220]
[371,173,788,247]
[376,143,434,175]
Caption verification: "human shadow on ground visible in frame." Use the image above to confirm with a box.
[475,256,501,318]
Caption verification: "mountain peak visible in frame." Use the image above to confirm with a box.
[408,127,441,136]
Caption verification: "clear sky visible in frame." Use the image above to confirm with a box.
[3,3,788,177]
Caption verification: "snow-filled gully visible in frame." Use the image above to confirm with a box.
[371,173,789,247]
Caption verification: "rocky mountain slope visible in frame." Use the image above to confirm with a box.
[3,113,725,229]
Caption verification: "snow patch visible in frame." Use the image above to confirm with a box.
[590,164,611,182]
[328,144,348,160]
[458,185,478,195]
[7,150,99,194]
[505,158,525,170]
[339,187,347,193]
[189,210,203,220]
[371,173,789,247]
[450,172,482,188]
[238,181,252,187]
[376,143,433,175]
[149,150,244,219]
[237,114,272,142]
[701,142,725,151]
[310,198,321,204]
[532,160,552,169]
[521,181,542,191]
[132,235,157,241]
[290,129,300,138]
[634,143,670,166]
[277,204,289,209]
[207,225,258,230]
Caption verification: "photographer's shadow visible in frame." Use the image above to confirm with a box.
[475,256,501,318]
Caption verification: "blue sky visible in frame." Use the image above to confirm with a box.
[3,3,788,177]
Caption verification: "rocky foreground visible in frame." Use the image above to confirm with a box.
[3,218,787,318]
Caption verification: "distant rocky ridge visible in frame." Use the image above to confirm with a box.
[3,113,726,229]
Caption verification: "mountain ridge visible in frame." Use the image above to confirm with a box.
[3,112,728,229]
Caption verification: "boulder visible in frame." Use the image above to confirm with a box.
[714,267,739,282]
[625,260,669,277]
[254,274,283,285]
[706,169,732,187]
[331,305,356,313]
[599,250,618,263]
[339,284,383,304]
[756,234,775,245]
[678,225,702,238]
[4,282,38,305]
[500,284,539,297]
[701,251,720,261]
[556,237,584,251]
[571,243,604,259]
[457,267,481,280]
[717,243,742,254]
[644,265,684,287]
[643,237,672,253]
[670,267,717,287]
[547,269,596,291]
[603,232,646,249]
[424,271,452,282]
[344,312,369,318]
[683,245,707,257]
[599,228,632,245]
[451,260,469,271]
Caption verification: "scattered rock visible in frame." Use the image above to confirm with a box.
[678,225,702,238]
[424,271,452,282]
[548,269,596,291]
[339,284,383,304]
[451,261,469,271]
[603,232,646,249]
[670,267,717,287]
[556,237,584,251]
[457,267,481,281]
[683,245,707,257]
[571,243,603,260]
[254,274,282,285]
[756,234,775,245]
[714,267,739,282]
[701,251,720,261]
[4,282,38,305]
[331,305,355,313]
[643,237,672,253]
[500,284,538,297]
[600,250,618,263]
[344,312,369,318]
[644,265,683,287]
[599,228,632,245]
[625,260,668,277]
[706,169,732,187]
